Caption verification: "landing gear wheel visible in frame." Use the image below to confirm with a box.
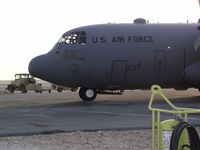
[79,88,97,101]
[57,87,63,92]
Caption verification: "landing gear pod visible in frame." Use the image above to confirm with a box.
[79,88,97,101]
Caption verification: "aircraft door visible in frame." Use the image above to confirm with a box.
[155,51,166,73]
[110,61,127,86]
[154,48,184,85]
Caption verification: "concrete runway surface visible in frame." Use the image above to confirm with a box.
[0,89,200,137]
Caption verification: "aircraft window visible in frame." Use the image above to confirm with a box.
[59,37,65,43]
[58,31,86,45]
[65,32,79,44]
[79,37,86,44]
[79,31,86,44]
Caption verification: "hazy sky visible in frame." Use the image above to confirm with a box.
[0,0,199,80]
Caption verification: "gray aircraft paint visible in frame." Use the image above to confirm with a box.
[29,23,200,100]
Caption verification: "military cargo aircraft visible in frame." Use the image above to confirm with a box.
[29,1,200,101]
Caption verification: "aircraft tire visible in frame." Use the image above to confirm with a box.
[57,87,63,92]
[79,88,97,101]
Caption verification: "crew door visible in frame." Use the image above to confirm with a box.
[110,61,127,86]
[154,48,185,84]
[155,51,166,73]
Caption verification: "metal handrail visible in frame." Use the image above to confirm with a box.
[149,85,200,150]
[149,85,200,114]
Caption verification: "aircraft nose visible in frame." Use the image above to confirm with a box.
[28,55,48,79]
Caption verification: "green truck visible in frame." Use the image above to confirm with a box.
[6,73,50,93]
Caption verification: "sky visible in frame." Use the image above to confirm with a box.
[0,0,199,80]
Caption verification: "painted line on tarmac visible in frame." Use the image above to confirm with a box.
[23,114,50,118]
[66,109,157,118]
[66,109,200,121]
[53,108,174,119]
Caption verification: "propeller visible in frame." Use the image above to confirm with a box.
[194,37,200,50]
[193,0,200,50]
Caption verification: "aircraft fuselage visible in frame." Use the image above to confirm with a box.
[29,23,200,100]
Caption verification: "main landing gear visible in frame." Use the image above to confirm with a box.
[79,87,97,101]
[78,87,124,101]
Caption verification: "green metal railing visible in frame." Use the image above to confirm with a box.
[149,85,200,150]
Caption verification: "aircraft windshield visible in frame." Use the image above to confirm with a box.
[59,31,86,45]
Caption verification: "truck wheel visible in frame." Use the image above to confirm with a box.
[7,85,15,93]
[57,87,63,92]
[79,88,97,101]
[20,85,27,93]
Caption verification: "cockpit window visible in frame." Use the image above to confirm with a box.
[79,31,86,44]
[59,31,87,45]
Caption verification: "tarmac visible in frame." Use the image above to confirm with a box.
[0,89,200,137]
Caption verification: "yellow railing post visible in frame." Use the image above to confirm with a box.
[152,110,155,150]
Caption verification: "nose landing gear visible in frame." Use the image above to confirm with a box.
[79,88,97,101]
